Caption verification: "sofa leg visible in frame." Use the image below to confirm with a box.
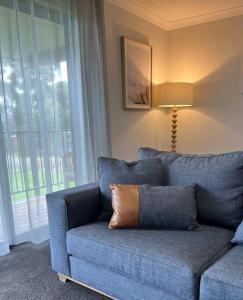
[58,273,68,283]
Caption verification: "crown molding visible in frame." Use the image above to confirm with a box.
[105,0,169,30]
[169,5,243,30]
[105,0,243,31]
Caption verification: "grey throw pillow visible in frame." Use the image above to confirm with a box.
[98,157,163,220]
[139,185,199,230]
[138,147,243,228]
[232,220,243,244]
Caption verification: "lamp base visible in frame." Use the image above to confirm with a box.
[171,107,177,152]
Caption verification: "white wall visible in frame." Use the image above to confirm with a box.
[104,2,169,161]
[169,16,243,154]
[104,3,243,157]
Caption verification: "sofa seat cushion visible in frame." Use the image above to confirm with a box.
[200,246,243,300]
[67,222,233,300]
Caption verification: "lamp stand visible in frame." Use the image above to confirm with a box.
[171,106,178,152]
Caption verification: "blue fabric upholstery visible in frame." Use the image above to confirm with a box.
[139,185,199,230]
[98,157,163,220]
[138,147,180,167]
[67,222,233,300]
[200,246,243,300]
[138,147,180,180]
[138,147,243,228]
[46,182,100,276]
[232,220,243,244]
[70,256,181,300]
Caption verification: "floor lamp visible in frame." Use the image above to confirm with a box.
[157,82,194,152]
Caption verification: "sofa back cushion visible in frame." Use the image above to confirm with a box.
[138,147,243,228]
[98,157,163,220]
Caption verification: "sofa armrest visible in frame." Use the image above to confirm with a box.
[46,182,100,276]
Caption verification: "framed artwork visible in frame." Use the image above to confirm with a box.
[121,36,152,110]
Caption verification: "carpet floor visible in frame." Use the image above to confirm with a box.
[0,242,109,300]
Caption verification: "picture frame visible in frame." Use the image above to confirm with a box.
[121,36,152,110]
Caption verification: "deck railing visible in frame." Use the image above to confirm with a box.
[3,130,74,202]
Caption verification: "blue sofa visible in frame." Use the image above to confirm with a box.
[47,149,243,300]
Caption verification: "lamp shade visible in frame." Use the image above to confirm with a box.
[158,82,193,107]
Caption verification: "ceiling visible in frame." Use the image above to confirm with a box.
[106,0,243,30]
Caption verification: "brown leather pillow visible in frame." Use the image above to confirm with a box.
[108,183,199,230]
[108,184,139,229]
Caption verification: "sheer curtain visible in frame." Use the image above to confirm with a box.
[0,0,110,256]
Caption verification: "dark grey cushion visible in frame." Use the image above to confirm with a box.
[139,185,199,230]
[67,222,233,300]
[138,147,180,186]
[232,220,243,244]
[138,147,243,228]
[98,157,163,220]
[200,246,243,300]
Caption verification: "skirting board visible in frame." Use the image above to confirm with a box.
[58,273,117,300]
